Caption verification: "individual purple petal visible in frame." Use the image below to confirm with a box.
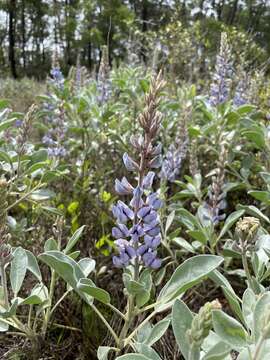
[147,193,163,210]
[142,171,155,189]
[151,143,162,156]
[150,235,161,248]
[144,220,160,237]
[151,258,161,269]
[142,250,156,267]
[130,186,143,209]
[126,245,136,258]
[130,224,144,242]
[113,255,124,267]
[143,211,158,224]
[149,155,162,168]
[138,206,151,219]
[112,224,129,239]
[123,153,139,171]
[137,244,148,256]
[112,201,134,223]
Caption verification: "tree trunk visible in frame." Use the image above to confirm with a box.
[21,0,26,68]
[141,0,148,63]
[8,0,17,78]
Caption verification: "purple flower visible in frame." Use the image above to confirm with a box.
[149,155,162,169]
[112,201,134,223]
[112,224,130,239]
[142,172,155,189]
[123,153,139,172]
[113,239,136,267]
[130,224,144,242]
[115,177,134,195]
[142,250,161,269]
[130,186,143,209]
[146,193,163,210]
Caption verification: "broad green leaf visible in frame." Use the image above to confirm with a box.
[38,251,92,305]
[78,258,96,277]
[116,355,150,360]
[97,346,116,360]
[0,118,16,132]
[172,237,195,253]
[202,341,232,360]
[218,210,245,240]
[172,299,193,359]
[254,292,270,341]
[0,319,9,332]
[134,343,162,360]
[30,189,55,201]
[222,286,244,323]
[212,310,248,349]
[165,211,175,233]
[144,317,171,347]
[10,247,28,297]
[77,278,110,304]
[242,288,256,331]
[156,255,223,308]
[0,151,12,164]
[44,238,58,252]
[25,250,42,281]
[236,205,270,224]
[64,225,86,254]
[208,270,235,294]
[248,191,270,203]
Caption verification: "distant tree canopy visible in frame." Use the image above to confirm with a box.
[0,0,270,79]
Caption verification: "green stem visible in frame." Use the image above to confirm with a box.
[50,289,71,315]
[242,250,255,293]
[188,345,200,360]
[107,303,126,320]
[91,303,119,344]
[124,310,156,347]
[41,267,56,337]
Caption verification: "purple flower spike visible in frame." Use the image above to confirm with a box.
[123,153,139,172]
[111,73,165,270]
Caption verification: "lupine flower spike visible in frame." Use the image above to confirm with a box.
[233,65,249,107]
[204,144,227,225]
[209,32,233,106]
[160,104,190,182]
[189,138,200,178]
[97,45,111,105]
[50,50,64,90]
[112,71,166,270]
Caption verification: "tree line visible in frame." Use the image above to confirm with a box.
[0,0,270,79]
